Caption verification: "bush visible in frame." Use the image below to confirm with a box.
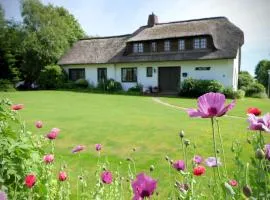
[249,92,268,98]
[128,84,143,93]
[180,78,224,97]
[245,82,266,97]
[0,79,16,91]
[75,78,89,88]
[97,79,122,92]
[238,71,254,89]
[222,87,245,99]
[37,65,65,89]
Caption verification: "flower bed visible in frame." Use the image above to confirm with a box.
[0,93,270,199]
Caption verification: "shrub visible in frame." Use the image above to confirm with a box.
[97,79,122,92]
[238,71,254,89]
[249,92,268,99]
[245,82,266,97]
[180,78,224,97]
[37,65,65,89]
[75,78,89,88]
[222,87,245,99]
[0,79,15,91]
[128,84,143,93]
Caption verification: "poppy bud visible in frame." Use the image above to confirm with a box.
[179,130,185,138]
[184,139,190,146]
[243,185,252,197]
[150,165,155,172]
[170,159,174,165]
[165,155,169,161]
[132,147,136,152]
[255,149,265,159]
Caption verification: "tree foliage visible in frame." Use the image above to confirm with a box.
[238,71,254,90]
[19,0,84,86]
[255,60,270,88]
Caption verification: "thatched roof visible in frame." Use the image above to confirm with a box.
[58,17,244,65]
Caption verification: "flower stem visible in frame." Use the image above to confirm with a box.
[211,118,221,181]
[216,119,228,178]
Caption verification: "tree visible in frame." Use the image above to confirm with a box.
[255,60,270,88]
[0,5,24,82]
[238,71,254,90]
[21,0,85,86]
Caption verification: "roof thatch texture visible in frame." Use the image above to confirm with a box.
[58,17,244,65]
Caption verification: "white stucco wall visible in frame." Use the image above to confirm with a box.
[63,58,238,91]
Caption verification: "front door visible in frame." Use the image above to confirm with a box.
[158,67,180,92]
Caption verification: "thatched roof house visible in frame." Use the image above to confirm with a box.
[59,14,244,92]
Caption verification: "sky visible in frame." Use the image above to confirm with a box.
[1,0,270,75]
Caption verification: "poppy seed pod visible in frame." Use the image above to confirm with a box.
[255,149,265,159]
[243,185,252,197]
[179,130,185,138]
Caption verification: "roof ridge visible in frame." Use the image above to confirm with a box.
[156,16,228,25]
[81,34,131,40]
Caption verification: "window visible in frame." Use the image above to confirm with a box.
[146,67,153,77]
[164,40,170,52]
[69,68,85,81]
[178,39,185,50]
[133,43,144,53]
[97,68,107,82]
[193,38,207,49]
[195,67,211,71]
[151,42,157,52]
[121,68,137,82]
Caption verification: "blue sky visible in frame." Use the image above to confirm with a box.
[1,0,270,75]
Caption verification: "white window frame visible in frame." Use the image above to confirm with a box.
[164,40,170,52]
[193,38,207,49]
[178,39,185,51]
[133,43,143,53]
[151,42,157,52]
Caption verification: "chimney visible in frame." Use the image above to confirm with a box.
[147,12,158,27]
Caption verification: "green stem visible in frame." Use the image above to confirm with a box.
[211,118,222,181]
[216,119,228,178]
[245,163,249,185]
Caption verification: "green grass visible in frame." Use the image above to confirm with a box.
[1,91,270,198]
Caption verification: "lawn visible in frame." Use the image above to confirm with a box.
[1,91,269,198]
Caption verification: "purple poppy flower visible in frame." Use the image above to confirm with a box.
[0,191,7,200]
[187,92,235,118]
[265,144,270,160]
[72,145,85,153]
[95,144,102,151]
[193,155,203,164]
[247,113,270,132]
[173,160,185,171]
[205,157,221,167]
[101,171,113,184]
[132,173,157,199]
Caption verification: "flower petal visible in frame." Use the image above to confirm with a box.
[186,109,205,118]
[217,100,236,117]
[198,93,226,116]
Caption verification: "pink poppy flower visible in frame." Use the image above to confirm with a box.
[95,144,102,151]
[72,145,85,153]
[11,104,24,110]
[25,174,36,188]
[247,113,270,132]
[132,173,157,199]
[0,191,7,200]
[247,107,261,116]
[187,92,235,118]
[193,155,203,164]
[46,131,58,140]
[205,157,221,167]
[101,171,113,184]
[35,121,43,128]
[51,128,60,134]
[229,179,238,187]
[43,154,54,164]
[172,160,185,171]
[58,171,67,181]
